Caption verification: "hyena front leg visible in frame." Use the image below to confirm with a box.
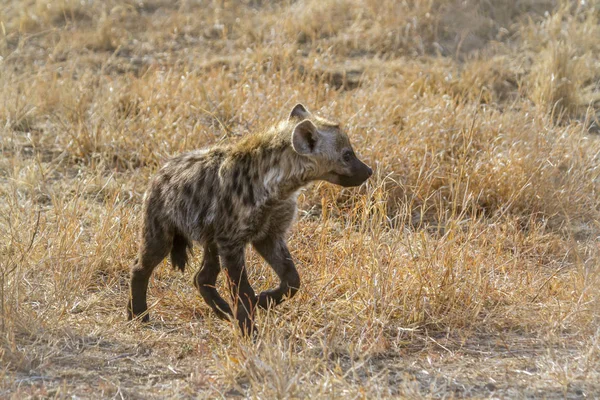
[193,241,233,320]
[218,244,257,336]
[128,223,173,322]
[253,236,300,310]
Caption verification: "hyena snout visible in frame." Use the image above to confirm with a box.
[334,154,373,187]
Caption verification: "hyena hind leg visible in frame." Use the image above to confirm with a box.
[127,224,173,322]
[219,244,258,337]
[193,242,233,320]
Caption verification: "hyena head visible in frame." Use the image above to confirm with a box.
[289,104,373,187]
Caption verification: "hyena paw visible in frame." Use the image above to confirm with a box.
[127,302,150,322]
[257,291,278,310]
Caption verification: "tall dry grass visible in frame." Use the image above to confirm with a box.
[1,0,600,397]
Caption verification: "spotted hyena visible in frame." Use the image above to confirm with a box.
[127,104,373,335]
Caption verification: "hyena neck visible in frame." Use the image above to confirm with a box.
[232,127,319,201]
[261,146,318,199]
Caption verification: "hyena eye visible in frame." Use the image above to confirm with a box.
[342,150,353,162]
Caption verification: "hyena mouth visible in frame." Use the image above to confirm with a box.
[334,167,373,187]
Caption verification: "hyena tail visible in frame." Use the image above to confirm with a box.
[171,233,191,272]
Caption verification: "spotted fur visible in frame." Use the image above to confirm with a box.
[127,104,373,335]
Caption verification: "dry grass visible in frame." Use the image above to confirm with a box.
[1,0,600,398]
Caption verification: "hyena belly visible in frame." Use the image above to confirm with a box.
[245,198,298,243]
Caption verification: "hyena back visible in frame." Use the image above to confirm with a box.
[127,104,373,335]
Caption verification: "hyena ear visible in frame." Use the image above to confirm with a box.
[291,119,319,155]
[289,103,310,120]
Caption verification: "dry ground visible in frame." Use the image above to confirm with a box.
[1,0,600,398]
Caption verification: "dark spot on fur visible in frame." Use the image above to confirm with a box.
[179,197,188,211]
[235,181,244,197]
[183,183,193,197]
[187,158,198,168]
[271,153,280,167]
[192,193,202,210]
[195,175,205,194]
[152,216,162,231]
[221,195,232,213]
[161,173,172,184]
[237,154,248,170]
[244,185,255,206]
[212,149,225,161]
[233,168,241,188]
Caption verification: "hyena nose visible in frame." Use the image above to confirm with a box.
[367,166,373,177]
